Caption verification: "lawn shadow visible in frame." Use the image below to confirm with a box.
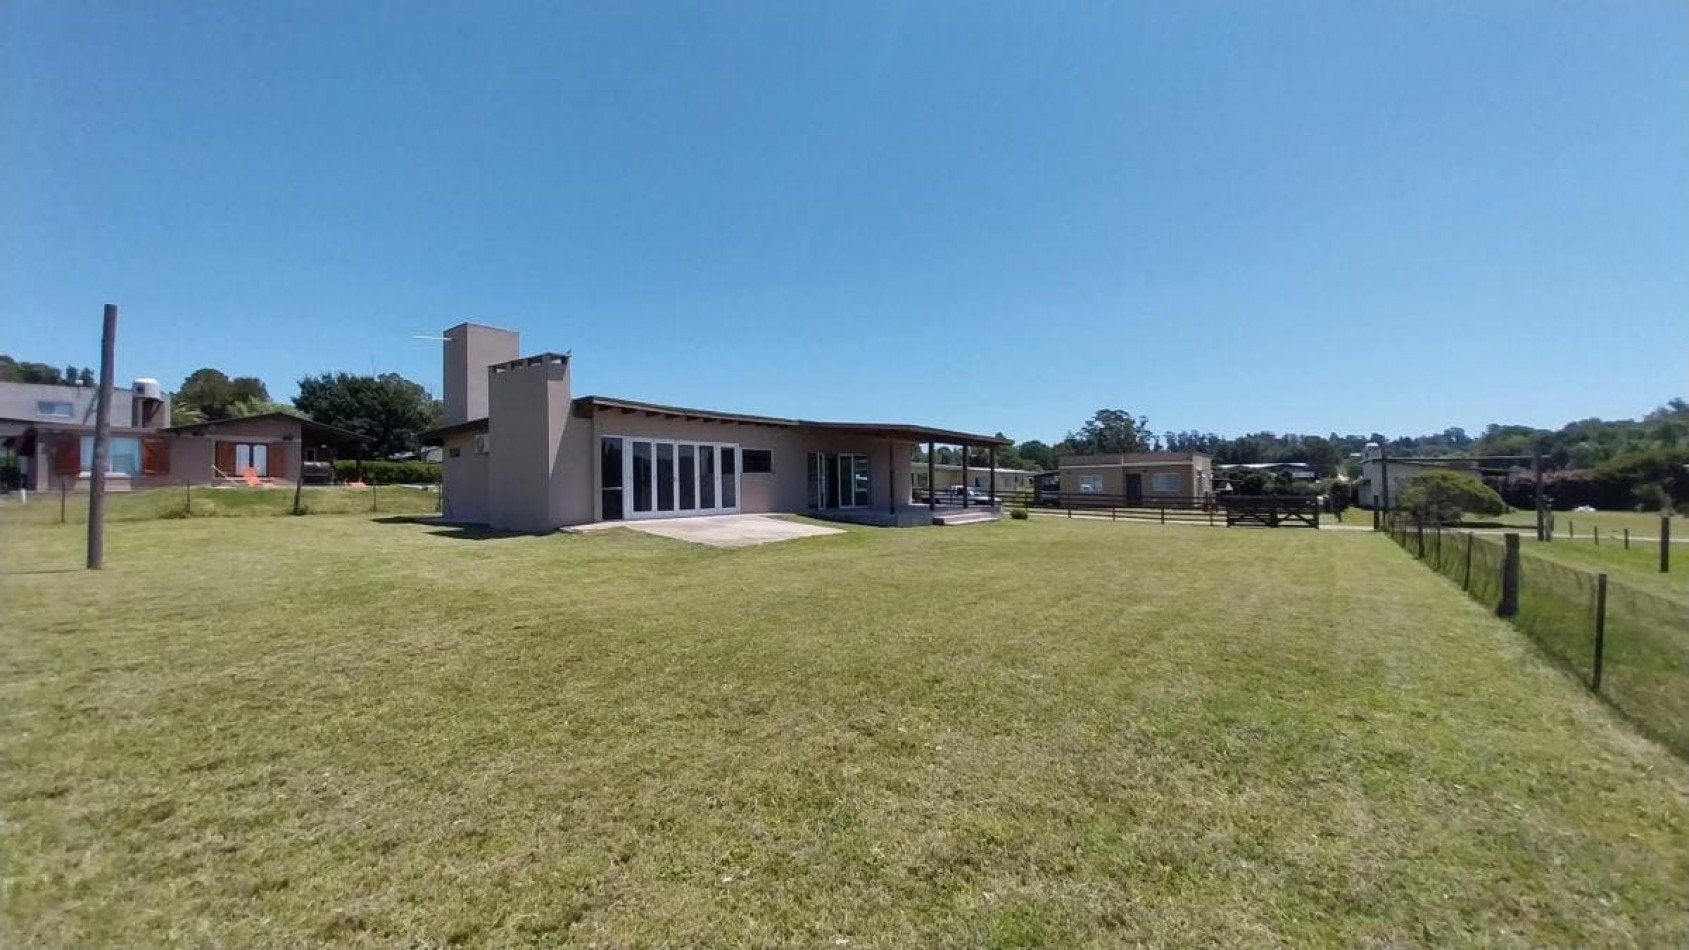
[369,515,537,541]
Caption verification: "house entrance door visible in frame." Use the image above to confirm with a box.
[1125,472,1144,505]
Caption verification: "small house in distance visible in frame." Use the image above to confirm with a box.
[1056,451,1215,503]
[0,378,366,491]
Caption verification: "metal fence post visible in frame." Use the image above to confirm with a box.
[1159,505,1165,524]
[59,478,68,524]
[1624,528,1630,550]
[1591,573,1608,691]
[1593,526,1600,546]
[1462,531,1474,591]
[1498,533,1521,617]
[1568,519,1574,540]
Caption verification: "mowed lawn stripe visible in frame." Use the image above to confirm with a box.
[2,516,1686,946]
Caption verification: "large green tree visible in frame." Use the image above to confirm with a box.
[293,372,441,457]
[1067,409,1152,455]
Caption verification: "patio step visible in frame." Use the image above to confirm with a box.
[932,509,999,526]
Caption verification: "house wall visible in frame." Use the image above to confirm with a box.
[33,420,307,490]
[1059,462,1209,497]
[440,431,491,524]
[168,416,306,483]
[0,381,169,431]
[487,357,571,532]
[586,410,910,520]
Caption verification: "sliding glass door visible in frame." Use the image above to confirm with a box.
[605,436,742,520]
[807,452,871,510]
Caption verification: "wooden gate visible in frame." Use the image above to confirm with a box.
[1220,495,1321,528]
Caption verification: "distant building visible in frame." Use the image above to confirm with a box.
[1219,461,1318,481]
[0,379,365,492]
[1055,451,1214,502]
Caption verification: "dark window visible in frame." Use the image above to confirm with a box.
[699,445,716,508]
[601,437,624,520]
[742,449,773,474]
[36,401,73,418]
[632,441,653,513]
[678,444,696,510]
[656,443,675,511]
[447,447,462,459]
[720,447,737,508]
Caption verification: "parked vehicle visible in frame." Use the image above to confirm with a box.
[947,486,996,505]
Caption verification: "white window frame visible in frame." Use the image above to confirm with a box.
[607,435,742,521]
[1078,474,1104,493]
[79,435,143,476]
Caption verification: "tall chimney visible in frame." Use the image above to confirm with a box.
[442,323,520,425]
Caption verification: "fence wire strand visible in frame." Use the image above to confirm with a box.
[1384,514,1688,756]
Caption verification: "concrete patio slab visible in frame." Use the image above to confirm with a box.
[612,514,845,548]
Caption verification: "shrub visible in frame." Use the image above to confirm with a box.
[1009,507,1029,520]
[331,459,440,485]
[1401,470,1505,525]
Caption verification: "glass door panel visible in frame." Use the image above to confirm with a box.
[601,437,624,520]
[656,443,676,512]
[852,455,870,507]
[720,447,737,509]
[699,446,716,509]
[632,441,653,513]
[678,444,696,511]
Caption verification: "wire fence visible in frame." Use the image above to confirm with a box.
[1387,516,1688,757]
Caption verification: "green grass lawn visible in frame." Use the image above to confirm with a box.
[4,517,1687,946]
[0,485,438,525]
[1518,536,1687,604]
[1484,508,1679,540]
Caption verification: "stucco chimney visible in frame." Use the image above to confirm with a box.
[442,323,520,425]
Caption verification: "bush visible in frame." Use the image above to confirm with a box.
[1009,507,1029,520]
[331,459,440,485]
[1401,470,1505,525]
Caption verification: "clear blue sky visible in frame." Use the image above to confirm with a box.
[4,1,1685,443]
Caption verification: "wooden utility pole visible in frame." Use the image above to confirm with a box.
[86,304,117,569]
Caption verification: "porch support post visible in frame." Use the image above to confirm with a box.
[961,445,970,508]
[927,441,936,511]
[887,441,895,515]
[988,446,997,507]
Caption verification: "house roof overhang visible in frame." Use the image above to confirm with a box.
[420,417,490,445]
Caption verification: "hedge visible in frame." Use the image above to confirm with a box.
[331,459,441,485]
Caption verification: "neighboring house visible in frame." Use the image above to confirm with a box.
[420,323,1009,531]
[1057,451,1215,502]
[912,462,1037,496]
[1220,461,1318,481]
[1354,443,1459,509]
[0,378,365,491]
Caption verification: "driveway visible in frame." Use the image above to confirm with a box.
[620,514,844,548]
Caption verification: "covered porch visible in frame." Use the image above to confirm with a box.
[798,422,1012,528]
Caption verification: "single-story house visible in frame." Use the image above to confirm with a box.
[0,379,366,492]
[1056,451,1215,502]
[1354,444,1470,509]
[420,323,1010,532]
[912,462,1038,496]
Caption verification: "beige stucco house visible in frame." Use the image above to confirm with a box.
[1057,451,1215,502]
[422,323,1009,532]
